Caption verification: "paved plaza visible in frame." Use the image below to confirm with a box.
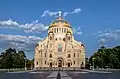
[0,70,120,79]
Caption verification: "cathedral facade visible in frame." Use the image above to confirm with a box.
[34,15,85,69]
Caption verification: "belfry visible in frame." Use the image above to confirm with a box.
[34,11,85,69]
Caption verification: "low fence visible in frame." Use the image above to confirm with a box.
[0,68,25,72]
[34,67,84,71]
[94,69,120,71]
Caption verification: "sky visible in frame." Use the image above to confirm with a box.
[0,0,120,59]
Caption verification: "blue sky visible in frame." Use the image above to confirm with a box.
[0,0,120,59]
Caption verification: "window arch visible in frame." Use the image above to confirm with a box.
[64,28,66,33]
[45,53,46,57]
[68,54,71,58]
[81,62,84,65]
[58,44,62,52]
[57,28,58,33]
[49,54,52,58]
[36,61,38,65]
[50,36,52,40]
[45,61,46,64]
[74,53,75,57]
[54,28,56,33]
[63,38,65,41]
[68,36,70,40]
[56,38,57,41]
[62,28,63,33]
[74,61,75,65]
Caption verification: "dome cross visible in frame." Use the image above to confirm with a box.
[58,11,62,17]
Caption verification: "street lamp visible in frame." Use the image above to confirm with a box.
[92,57,95,70]
[24,57,27,71]
[31,53,34,70]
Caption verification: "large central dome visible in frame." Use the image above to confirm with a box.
[52,18,68,24]
[49,17,71,29]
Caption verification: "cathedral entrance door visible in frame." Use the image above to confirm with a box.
[68,63,70,67]
[50,63,52,67]
[58,60,62,67]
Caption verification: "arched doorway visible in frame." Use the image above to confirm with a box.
[57,57,63,67]
[49,60,53,67]
[81,62,84,69]
[58,60,62,67]
[68,63,70,67]
[50,63,52,67]
[67,60,71,67]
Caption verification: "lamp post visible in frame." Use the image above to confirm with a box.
[31,53,34,70]
[25,57,27,71]
[92,57,95,70]
[99,39,105,69]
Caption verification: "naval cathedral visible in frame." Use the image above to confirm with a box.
[34,12,85,69]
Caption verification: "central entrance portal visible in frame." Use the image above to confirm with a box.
[58,57,63,67]
[58,60,62,67]
[50,63,52,67]
[68,63,70,67]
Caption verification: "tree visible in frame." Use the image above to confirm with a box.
[0,48,27,69]
[85,57,90,69]
[89,45,120,69]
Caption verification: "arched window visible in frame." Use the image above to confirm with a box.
[81,62,84,68]
[74,53,75,57]
[45,61,46,64]
[63,38,65,41]
[74,61,75,65]
[49,54,52,58]
[64,28,66,33]
[58,44,62,52]
[56,38,57,41]
[37,61,38,65]
[81,62,84,65]
[50,36,52,40]
[68,54,71,58]
[57,28,58,33]
[68,36,70,40]
[45,53,46,57]
[54,28,56,33]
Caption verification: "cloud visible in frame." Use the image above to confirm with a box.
[41,10,59,17]
[74,8,81,13]
[73,26,83,35]
[0,33,43,52]
[41,8,81,17]
[97,29,120,39]
[76,32,83,35]
[0,19,18,26]
[63,8,81,17]
[96,29,120,43]
[0,19,48,33]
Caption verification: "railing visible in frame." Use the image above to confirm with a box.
[0,68,25,72]
[34,67,83,71]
